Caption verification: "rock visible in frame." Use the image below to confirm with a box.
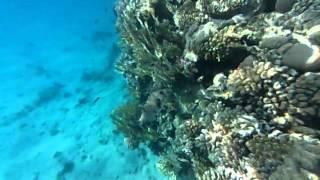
[308,25,320,45]
[260,36,289,49]
[213,73,227,88]
[309,31,320,45]
[277,43,293,54]
[239,55,255,68]
[275,0,296,13]
[272,117,287,125]
[282,43,320,72]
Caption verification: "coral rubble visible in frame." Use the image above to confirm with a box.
[112,0,320,179]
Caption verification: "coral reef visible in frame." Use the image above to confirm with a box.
[112,0,320,179]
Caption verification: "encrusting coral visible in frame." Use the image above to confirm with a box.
[111,0,320,179]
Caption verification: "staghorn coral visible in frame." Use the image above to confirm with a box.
[110,99,143,148]
[112,0,320,179]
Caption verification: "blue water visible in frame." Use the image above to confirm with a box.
[0,0,165,179]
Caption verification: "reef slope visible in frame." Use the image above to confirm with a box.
[112,0,320,179]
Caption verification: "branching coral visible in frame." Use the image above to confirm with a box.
[111,99,143,148]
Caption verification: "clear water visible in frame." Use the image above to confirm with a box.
[0,0,165,179]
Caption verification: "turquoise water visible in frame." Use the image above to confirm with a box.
[0,0,164,179]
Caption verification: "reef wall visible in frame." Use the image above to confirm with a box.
[111,0,320,179]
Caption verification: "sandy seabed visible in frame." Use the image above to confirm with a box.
[0,0,165,179]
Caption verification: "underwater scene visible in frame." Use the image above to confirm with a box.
[0,0,164,179]
[1,0,320,179]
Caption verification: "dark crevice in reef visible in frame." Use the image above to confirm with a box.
[152,1,173,22]
[173,73,201,110]
[263,0,277,13]
[195,49,251,88]
[210,10,241,20]
[195,60,222,87]
[297,116,320,130]
[226,48,252,67]
[146,16,156,32]
[173,73,198,93]
[137,75,154,102]
[240,35,260,46]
